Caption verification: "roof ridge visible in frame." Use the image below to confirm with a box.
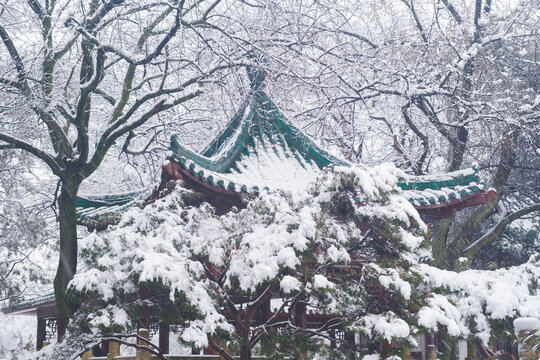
[169,89,349,175]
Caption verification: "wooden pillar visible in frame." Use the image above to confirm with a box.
[107,341,120,360]
[158,322,169,354]
[428,345,437,360]
[37,317,46,350]
[137,286,151,330]
[345,332,356,359]
[295,302,307,328]
[81,348,93,360]
[329,329,336,349]
[101,341,109,357]
[136,328,151,360]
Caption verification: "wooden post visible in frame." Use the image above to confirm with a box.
[81,348,93,360]
[515,327,540,360]
[158,322,169,354]
[428,344,437,360]
[402,348,413,360]
[107,341,120,360]
[37,318,46,350]
[136,328,151,360]
[101,340,109,356]
[295,302,307,328]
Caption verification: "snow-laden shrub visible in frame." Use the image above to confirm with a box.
[53,164,540,360]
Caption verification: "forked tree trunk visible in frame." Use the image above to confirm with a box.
[53,175,80,338]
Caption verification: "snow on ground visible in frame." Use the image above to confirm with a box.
[0,314,35,359]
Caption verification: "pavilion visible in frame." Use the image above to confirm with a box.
[2,66,497,358]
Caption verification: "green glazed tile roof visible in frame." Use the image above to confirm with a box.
[75,69,489,220]
[170,90,349,171]
[168,88,349,194]
[76,191,143,222]
[2,292,55,313]
[168,83,487,205]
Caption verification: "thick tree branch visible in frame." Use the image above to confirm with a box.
[77,0,185,66]
[27,0,45,20]
[0,24,30,92]
[53,34,80,61]
[0,77,24,91]
[316,27,378,49]
[110,2,179,124]
[414,97,456,145]
[451,128,519,260]
[84,90,202,178]
[209,339,235,360]
[440,0,463,24]
[402,103,429,175]
[0,133,61,174]
[463,203,540,257]
[401,0,428,45]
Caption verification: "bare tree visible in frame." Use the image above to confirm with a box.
[249,0,540,269]
[0,149,55,302]
[0,0,245,330]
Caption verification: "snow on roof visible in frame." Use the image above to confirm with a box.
[2,293,55,314]
[74,84,493,223]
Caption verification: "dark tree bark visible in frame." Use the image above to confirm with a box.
[0,0,225,337]
[53,174,81,333]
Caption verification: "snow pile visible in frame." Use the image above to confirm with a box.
[358,312,411,342]
[514,317,540,334]
[416,255,540,344]
[0,314,35,358]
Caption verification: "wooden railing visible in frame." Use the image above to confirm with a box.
[77,328,265,360]
[87,357,265,360]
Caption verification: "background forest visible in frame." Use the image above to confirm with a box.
[0,0,539,358]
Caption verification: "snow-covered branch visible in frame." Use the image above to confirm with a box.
[463,203,540,257]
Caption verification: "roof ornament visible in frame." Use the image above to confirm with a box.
[246,52,267,91]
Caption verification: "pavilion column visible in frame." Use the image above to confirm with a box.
[36,317,46,350]
[294,302,308,360]
[294,302,307,329]
[158,322,169,354]
[428,333,437,360]
[107,341,120,360]
[136,328,151,360]
[137,286,151,330]
[101,341,109,357]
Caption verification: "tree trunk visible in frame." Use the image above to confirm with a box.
[240,344,251,360]
[432,219,452,269]
[53,175,80,339]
